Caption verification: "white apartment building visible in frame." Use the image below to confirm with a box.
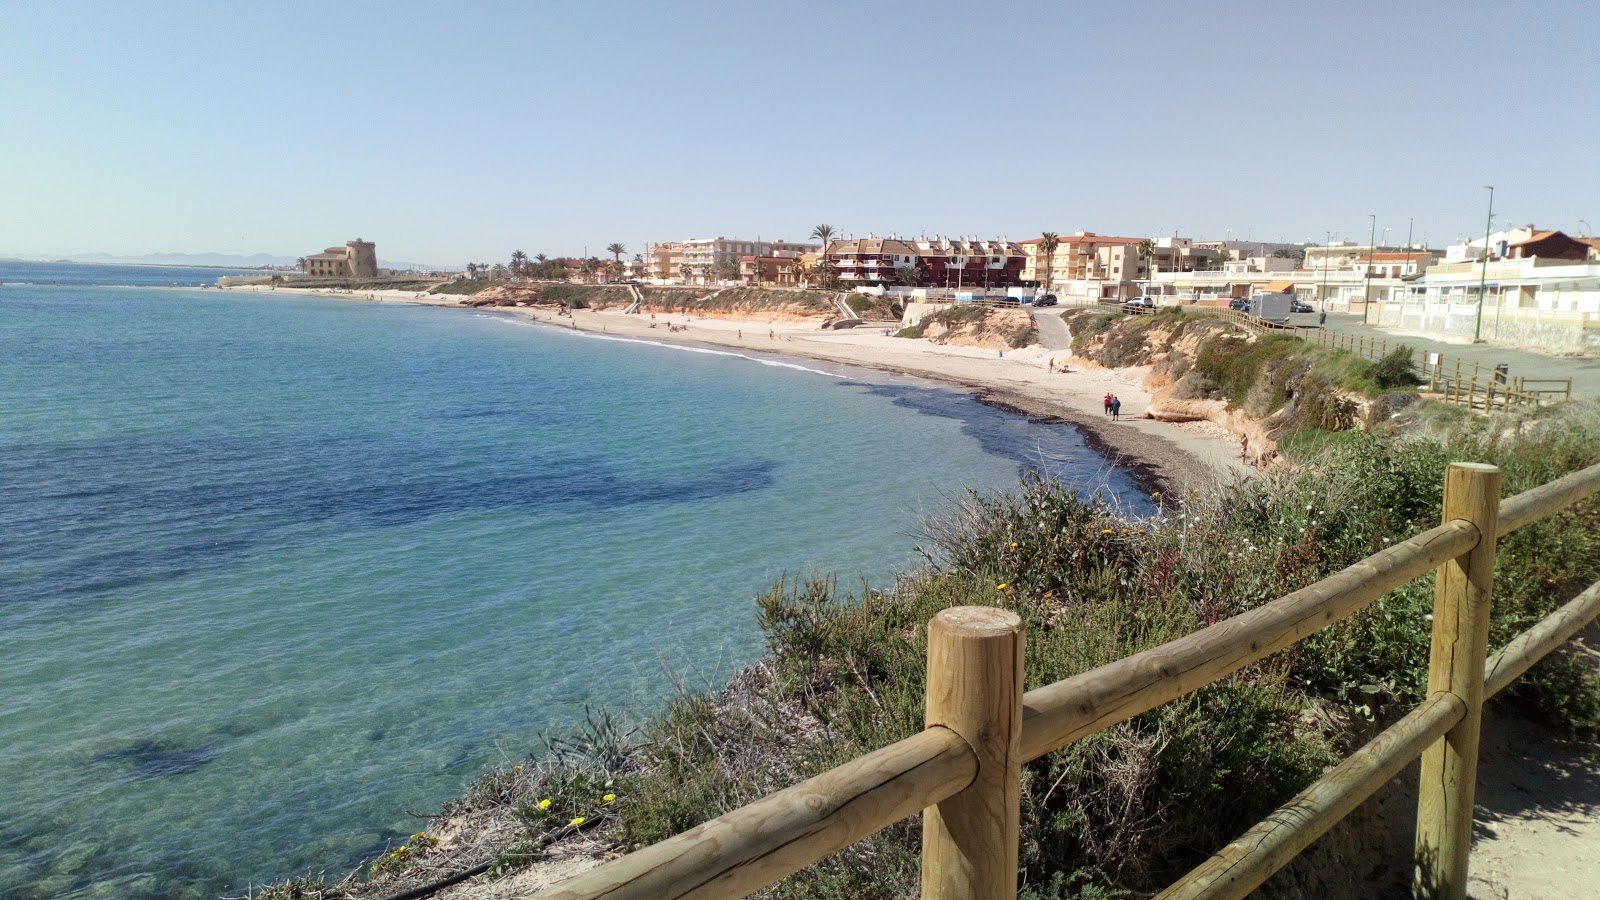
[667,237,820,284]
[1385,228,1600,352]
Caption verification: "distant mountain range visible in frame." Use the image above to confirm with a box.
[11,251,451,271]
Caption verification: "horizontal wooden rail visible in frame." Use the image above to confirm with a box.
[1159,571,1600,900]
[1018,520,1476,761]
[539,462,1600,900]
[1156,692,1467,900]
[535,726,976,899]
[1496,463,1600,537]
[1485,578,1600,698]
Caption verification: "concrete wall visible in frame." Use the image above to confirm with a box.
[1378,301,1600,354]
[901,301,953,328]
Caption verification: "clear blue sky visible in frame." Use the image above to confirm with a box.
[2,0,1596,266]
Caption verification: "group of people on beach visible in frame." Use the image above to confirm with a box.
[1102,392,1122,421]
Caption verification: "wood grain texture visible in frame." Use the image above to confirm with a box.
[1019,519,1477,762]
[1155,693,1464,900]
[1415,463,1500,900]
[1485,577,1600,698]
[1496,462,1600,538]
[921,606,1024,900]
[532,726,976,899]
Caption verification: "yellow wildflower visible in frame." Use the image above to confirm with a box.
[569,816,586,826]
[514,764,523,771]
[1100,528,1114,534]
[538,798,551,809]
[1010,541,1018,547]
[395,846,408,854]
[602,793,616,802]
[996,583,1008,590]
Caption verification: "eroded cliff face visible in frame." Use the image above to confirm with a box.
[921,308,1038,350]
[1063,310,1370,465]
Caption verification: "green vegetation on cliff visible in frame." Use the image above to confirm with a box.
[898,305,1039,349]
[1065,307,1426,440]
[264,392,1600,900]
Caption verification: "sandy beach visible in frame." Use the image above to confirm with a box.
[220,284,1249,493]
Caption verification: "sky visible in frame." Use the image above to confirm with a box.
[2,0,1597,267]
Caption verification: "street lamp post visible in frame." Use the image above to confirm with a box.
[1402,217,1414,309]
[1475,185,1495,343]
[1321,230,1332,307]
[1362,214,1376,324]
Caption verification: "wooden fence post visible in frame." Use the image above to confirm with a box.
[1414,463,1500,899]
[922,606,1024,900]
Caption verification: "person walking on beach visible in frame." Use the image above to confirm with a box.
[1318,309,1327,329]
[1103,392,1113,416]
[1110,395,1121,421]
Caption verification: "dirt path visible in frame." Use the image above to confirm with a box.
[1468,632,1600,899]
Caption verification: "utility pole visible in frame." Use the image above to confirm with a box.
[1321,230,1332,307]
[1362,214,1376,324]
[1474,186,1495,342]
[1402,217,1415,309]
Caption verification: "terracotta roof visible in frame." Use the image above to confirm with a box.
[1264,280,1296,292]
[1507,230,1561,246]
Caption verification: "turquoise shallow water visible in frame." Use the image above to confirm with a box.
[0,272,1148,897]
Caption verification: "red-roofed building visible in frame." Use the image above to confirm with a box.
[819,235,1028,289]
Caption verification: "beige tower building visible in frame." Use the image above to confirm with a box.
[304,239,378,278]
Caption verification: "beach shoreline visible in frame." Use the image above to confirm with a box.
[217,284,1248,495]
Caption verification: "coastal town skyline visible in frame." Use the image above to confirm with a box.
[2,0,1596,264]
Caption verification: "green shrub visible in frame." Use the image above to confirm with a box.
[1372,345,1423,389]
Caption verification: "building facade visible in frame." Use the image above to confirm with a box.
[822,236,1028,289]
[304,239,378,278]
[1019,232,1147,300]
[1382,228,1600,352]
[646,238,819,284]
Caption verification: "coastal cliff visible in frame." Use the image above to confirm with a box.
[1061,307,1422,465]
[254,392,1600,900]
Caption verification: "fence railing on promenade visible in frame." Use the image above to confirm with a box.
[535,461,1600,900]
[1187,306,1572,411]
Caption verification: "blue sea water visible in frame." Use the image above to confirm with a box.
[0,264,1149,898]
[0,260,264,287]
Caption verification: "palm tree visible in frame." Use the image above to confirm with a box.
[896,264,922,287]
[1038,232,1059,295]
[580,257,601,283]
[466,262,480,279]
[606,243,626,268]
[295,256,307,272]
[810,224,835,248]
[1137,238,1155,278]
[510,250,528,277]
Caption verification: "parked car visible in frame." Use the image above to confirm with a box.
[1229,297,1251,311]
[1034,293,1057,307]
[1124,296,1156,310]
[1290,299,1314,313]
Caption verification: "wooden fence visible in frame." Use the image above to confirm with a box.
[535,462,1600,900]
[1190,307,1572,411]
